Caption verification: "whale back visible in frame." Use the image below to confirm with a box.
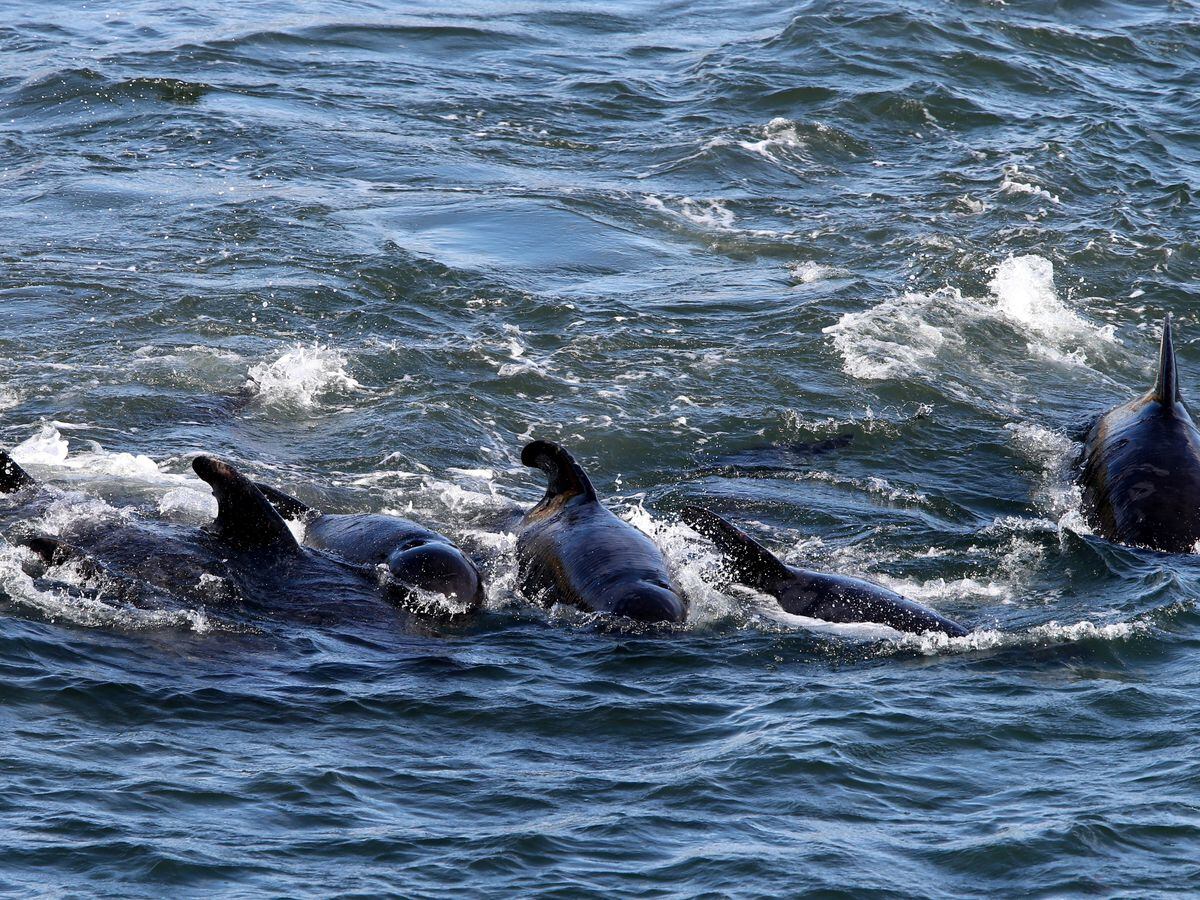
[254,480,320,523]
[681,505,792,592]
[193,455,301,554]
[1079,315,1200,552]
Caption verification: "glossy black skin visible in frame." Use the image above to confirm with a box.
[762,565,968,637]
[253,480,485,612]
[303,514,485,611]
[3,455,440,633]
[1078,316,1200,554]
[682,506,968,638]
[517,441,686,624]
[1079,396,1200,553]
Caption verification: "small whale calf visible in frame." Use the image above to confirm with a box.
[516,440,686,624]
[255,481,485,611]
[683,506,968,637]
[1078,315,1200,553]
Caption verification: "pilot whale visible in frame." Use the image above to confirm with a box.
[1078,314,1200,553]
[516,440,686,624]
[0,451,462,629]
[682,506,968,637]
[254,480,485,611]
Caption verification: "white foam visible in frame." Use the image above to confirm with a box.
[989,255,1114,346]
[738,116,805,159]
[11,425,70,467]
[896,618,1140,656]
[623,503,744,628]
[11,425,201,494]
[245,343,361,408]
[825,256,1118,390]
[0,541,215,632]
[1006,422,1091,536]
[824,288,957,380]
[34,494,133,537]
[644,195,736,231]
[789,261,836,284]
[158,487,218,521]
[999,165,1060,203]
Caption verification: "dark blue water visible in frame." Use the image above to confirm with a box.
[2,0,1200,894]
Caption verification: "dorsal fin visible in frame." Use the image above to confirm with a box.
[1151,313,1182,409]
[254,480,320,523]
[193,456,300,553]
[681,505,792,591]
[0,450,34,494]
[521,440,597,504]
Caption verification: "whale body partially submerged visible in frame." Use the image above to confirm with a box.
[683,506,968,637]
[515,440,686,624]
[0,452,472,630]
[1078,315,1200,553]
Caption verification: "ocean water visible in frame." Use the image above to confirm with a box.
[2,0,1199,894]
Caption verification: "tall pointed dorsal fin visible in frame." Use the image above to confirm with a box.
[681,505,792,591]
[0,450,34,494]
[193,455,300,553]
[1151,313,1182,409]
[521,440,597,504]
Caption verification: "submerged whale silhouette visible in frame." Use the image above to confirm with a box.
[1078,314,1200,553]
[682,506,968,637]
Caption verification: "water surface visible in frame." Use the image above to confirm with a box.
[2,0,1199,894]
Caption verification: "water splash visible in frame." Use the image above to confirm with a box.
[246,343,362,408]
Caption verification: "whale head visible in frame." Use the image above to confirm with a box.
[385,539,485,612]
[609,581,686,624]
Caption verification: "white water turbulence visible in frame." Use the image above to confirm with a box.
[1006,422,1091,537]
[644,195,738,231]
[988,255,1116,363]
[823,255,1120,406]
[0,538,217,633]
[245,343,362,409]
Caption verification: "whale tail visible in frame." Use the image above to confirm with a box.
[521,440,597,504]
[681,505,791,591]
[1151,313,1182,409]
[193,455,300,553]
[0,451,34,494]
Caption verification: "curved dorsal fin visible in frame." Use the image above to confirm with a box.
[193,455,300,553]
[681,505,791,591]
[1151,313,1182,409]
[0,451,34,494]
[521,440,597,504]
[254,480,320,523]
